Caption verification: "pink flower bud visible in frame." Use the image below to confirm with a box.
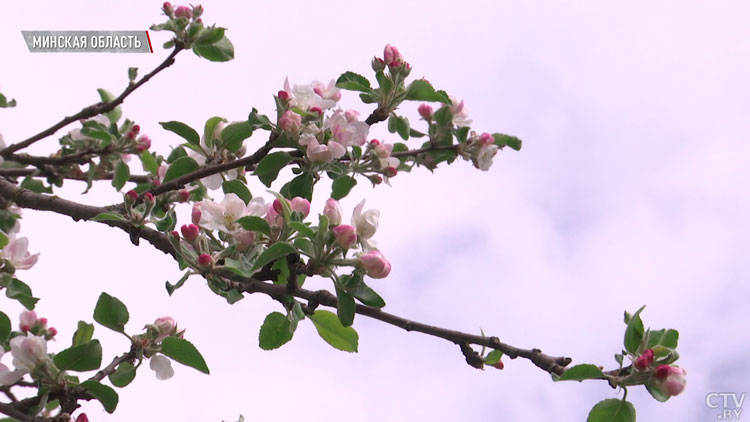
[163,2,173,12]
[309,106,323,116]
[323,198,343,225]
[358,250,391,279]
[197,253,213,267]
[332,225,358,249]
[76,413,89,422]
[180,224,200,242]
[371,57,386,72]
[493,360,504,370]
[170,230,179,238]
[265,206,283,227]
[383,44,402,65]
[272,198,285,214]
[279,110,302,133]
[290,197,310,218]
[344,110,360,123]
[385,166,398,178]
[46,327,57,339]
[154,316,177,340]
[136,135,152,151]
[179,189,191,202]
[20,310,38,332]
[370,175,383,185]
[125,190,138,202]
[277,90,290,101]
[191,203,201,225]
[634,349,654,371]
[174,5,192,19]
[654,365,687,397]
[369,139,381,147]
[418,104,433,120]
[192,4,203,17]
[132,125,141,134]
[478,132,494,147]
[38,318,47,327]
[144,192,155,203]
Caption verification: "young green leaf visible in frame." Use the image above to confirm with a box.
[53,340,103,372]
[80,380,119,413]
[624,305,646,354]
[160,121,200,145]
[97,88,121,124]
[93,292,129,333]
[336,71,372,92]
[236,216,271,237]
[345,275,385,308]
[404,79,450,103]
[492,133,523,151]
[163,156,199,183]
[258,312,294,350]
[335,285,356,327]
[253,152,292,187]
[646,328,679,349]
[111,160,130,192]
[0,311,10,342]
[310,310,359,353]
[331,176,357,200]
[108,361,137,388]
[20,178,52,194]
[72,321,95,346]
[139,151,159,175]
[222,180,252,204]
[288,172,314,201]
[5,278,38,310]
[557,364,604,382]
[161,336,210,374]
[485,350,504,365]
[192,36,234,62]
[587,398,636,422]
[251,242,297,271]
[91,212,127,223]
[221,121,253,152]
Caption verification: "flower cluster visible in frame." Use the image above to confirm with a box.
[633,348,687,398]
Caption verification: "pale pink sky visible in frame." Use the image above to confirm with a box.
[1,1,748,421]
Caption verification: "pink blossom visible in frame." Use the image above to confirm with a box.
[10,334,48,372]
[279,110,302,133]
[154,316,177,342]
[332,225,357,249]
[191,203,202,225]
[136,135,152,151]
[19,310,38,332]
[478,132,494,147]
[265,205,283,227]
[449,96,472,127]
[290,197,310,218]
[2,235,39,271]
[475,143,499,171]
[323,198,343,225]
[283,78,338,111]
[358,250,391,279]
[383,44,403,65]
[311,80,342,102]
[305,137,346,163]
[324,110,369,147]
[0,357,25,386]
[654,365,687,396]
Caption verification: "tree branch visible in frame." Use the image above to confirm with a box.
[0,45,184,158]
[0,168,152,184]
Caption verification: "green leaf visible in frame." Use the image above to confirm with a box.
[557,364,604,381]
[139,151,159,175]
[192,35,234,62]
[485,350,504,365]
[289,222,315,238]
[310,310,358,352]
[492,133,522,151]
[404,79,450,103]
[160,121,200,145]
[167,145,188,163]
[646,329,679,349]
[80,380,119,413]
[97,89,121,124]
[21,177,52,194]
[395,116,410,140]
[0,92,17,108]
[645,384,671,402]
[0,311,10,342]
[127,67,138,82]
[108,361,136,388]
[624,305,646,354]
[72,321,95,346]
[258,312,294,350]
[5,278,38,310]
[222,180,252,204]
[247,108,273,131]
[433,106,452,126]
[153,209,177,232]
[91,212,127,223]
[0,232,7,249]
[166,271,192,296]
[344,275,385,308]
[221,121,253,152]
[163,156,199,183]
[53,340,102,372]
[331,176,357,200]
[111,160,130,192]
[195,26,225,45]
[335,285,355,327]
[93,292,129,333]
[288,172,314,201]
[375,71,393,94]
[335,71,372,92]
[253,152,292,187]
[587,399,636,422]
[236,216,271,237]
[252,242,297,271]
[161,336,210,374]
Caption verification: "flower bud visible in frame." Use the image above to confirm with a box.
[154,316,177,341]
[369,139,381,147]
[290,197,310,218]
[197,253,213,268]
[192,4,203,17]
[76,414,89,422]
[180,224,200,242]
[358,250,391,279]
[634,349,654,371]
[46,327,57,340]
[20,310,38,333]
[162,2,174,16]
[144,192,155,203]
[352,199,379,240]
[125,189,138,203]
[174,5,192,19]
[371,57,386,72]
[191,203,202,225]
[277,90,290,101]
[170,230,179,238]
[265,206,283,227]
[385,166,398,178]
[272,198,285,214]
[478,132,494,147]
[136,135,152,152]
[654,365,687,397]
[418,104,433,120]
[178,189,191,202]
[309,106,323,116]
[383,44,403,65]
[332,225,358,249]
[279,110,302,133]
[344,110,359,123]
[323,198,343,225]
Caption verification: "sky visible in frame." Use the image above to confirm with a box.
[1,1,749,421]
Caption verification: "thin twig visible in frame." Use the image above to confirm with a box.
[0,168,152,184]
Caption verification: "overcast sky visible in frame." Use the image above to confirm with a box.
[1,1,749,421]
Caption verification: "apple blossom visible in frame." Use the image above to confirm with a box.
[136,134,152,151]
[279,110,302,133]
[449,96,472,127]
[0,354,25,386]
[290,197,310,218]
[352,199,379,240]
[265,205,283,227]
[179,189,191,202]
[191,202,201,225]
[125,189,138,202]
[2,234,40,271]
[332,225,357,249]
[198,194,268,234]
[154,316,177,342]
[325,110,369,147]
[475,143,499,171]
[311,80,342,102]
[19,310,38,332]
[358,250,391,279]
[149,354,174,380]
[283,78,338,111]
[654,365,687,397]
[10,334,48,372]
[323,198,343,225]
